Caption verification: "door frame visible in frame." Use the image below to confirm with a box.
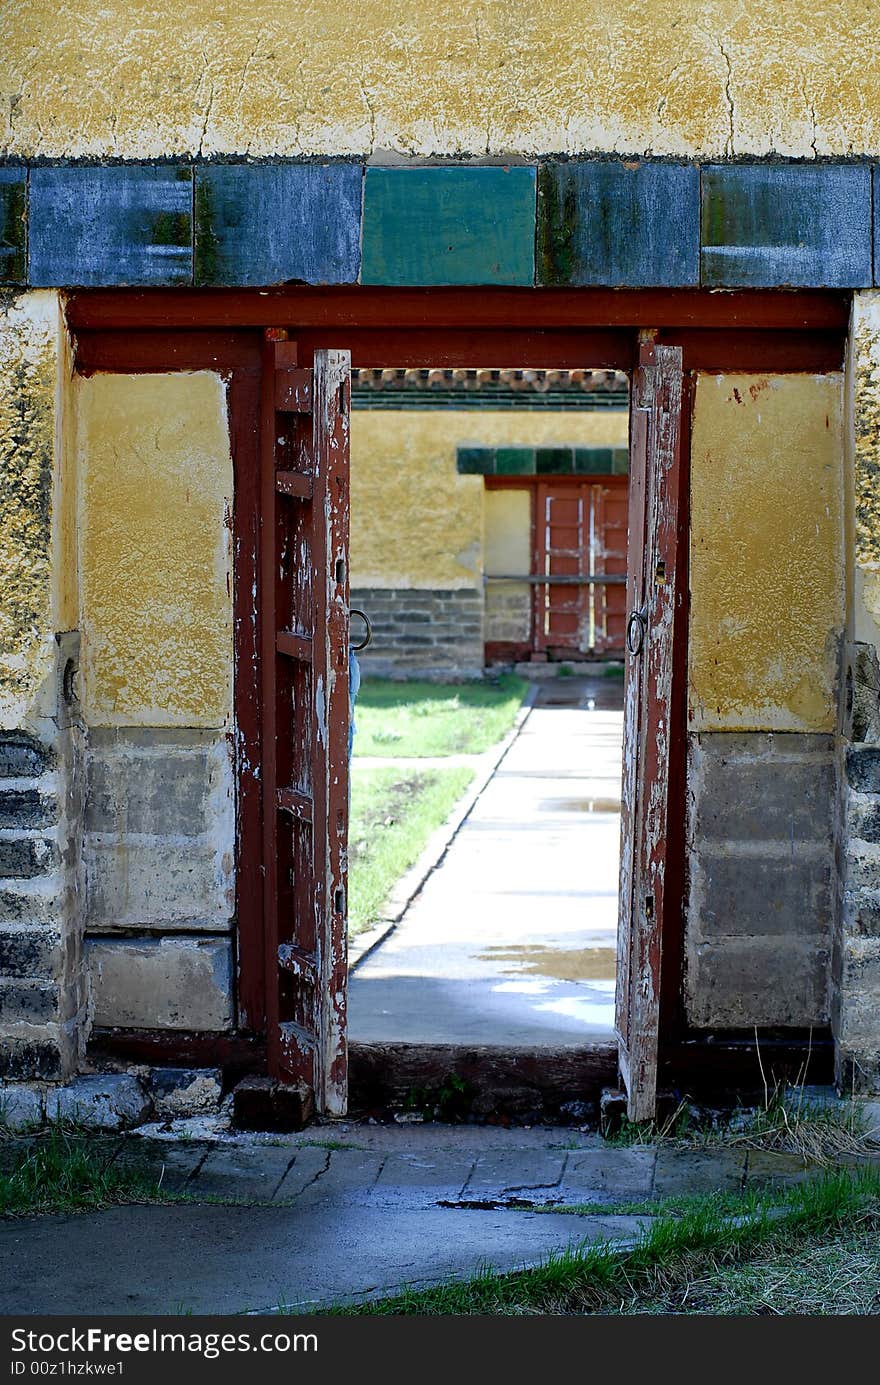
[70,286,847,1089]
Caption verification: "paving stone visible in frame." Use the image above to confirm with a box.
[44,1074,151,1132]
[191,1143,298,1200]
[114,1139,209,1192]
[362,166,536,286]
[369,1152,475,1204]
[0,1083,44,1132]
[559,1147,656,1201]
[463,1149,566,1196]
[195,162,362,286]
[537,160,700,288]
[279,1147,385,1205]
[743,1150,816,1186]
[0,168,26,284]
[29,165,193,287]
[652,1147,747,1196]
[701,162,872,288]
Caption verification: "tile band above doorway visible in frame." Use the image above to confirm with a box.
[2,159,879,290]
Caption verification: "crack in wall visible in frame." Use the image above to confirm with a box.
[718,40,735,156]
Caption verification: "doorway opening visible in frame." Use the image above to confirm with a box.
[69,284,846,1123]
[345,365,630,1057]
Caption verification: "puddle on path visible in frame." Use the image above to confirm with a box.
[540,797,621,813]
[477,944,617,982]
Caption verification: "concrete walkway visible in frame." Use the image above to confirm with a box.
[0,1122,835,1315]
[349,677,624,1045]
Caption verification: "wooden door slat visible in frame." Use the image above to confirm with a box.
[276,630,313,662]
[276,786,314,822]
[275,367,314,412]
[276,471,314,499]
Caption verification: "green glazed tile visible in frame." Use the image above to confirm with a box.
[457,447,495,475]
[536,447,574,474]
[575,447,614,474]
[362,166,536,286]
[495,447,535,475]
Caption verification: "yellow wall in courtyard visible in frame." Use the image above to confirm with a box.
[78,373,233,727]
[351,409,628,588]
[2,2,878,159]
[689,373,845,732]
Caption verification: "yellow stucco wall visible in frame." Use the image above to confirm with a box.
[484,490,532,576]
[689,373,845,732]
[483,488,533,644]
[2,2,874,158]
[351,409,627,587]
[78,373,233,727]
[0,291,72,729]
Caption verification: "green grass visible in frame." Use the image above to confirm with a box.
[348,766,474,935]
[327,1166,880,1316]
[352,676,527,758]
[604,1085,876,1167]
[0,1130,165,1216]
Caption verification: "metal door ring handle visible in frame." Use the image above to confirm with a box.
[350,608,373,652]
[626,608,648,656]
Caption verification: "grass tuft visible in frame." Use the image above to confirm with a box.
[352,676,526,758]
[348,766,473,935]
[0,1129,164,1217]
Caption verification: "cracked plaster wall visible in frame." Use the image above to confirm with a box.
[0,2,877,160]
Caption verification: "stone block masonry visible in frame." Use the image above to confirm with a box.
[351,588,483,681]
[83,728,235,1031]
[686,732,837,1028]
[836,645,880,1092]
[0,715,86,1080]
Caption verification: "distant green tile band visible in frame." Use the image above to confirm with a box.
[457,446,627,476]
[362,166,536,286]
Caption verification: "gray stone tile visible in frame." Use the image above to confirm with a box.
[281,1147,385,1204]
[743,1150,816,1186]
[29,165,193,287]
[191,1143,297,1200]
[559,1147,656,1201]
[538,160,700,287]
[652,1148,747,1196]
[195,162,362,286]
[463,1149,566,1196]
[369,1152,474,1203]
[701,162,872,288]
[114,1139,209,1192]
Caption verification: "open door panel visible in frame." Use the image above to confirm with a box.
[616,341,686,1123]
[261,335,351,1115]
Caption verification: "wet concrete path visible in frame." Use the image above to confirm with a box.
[0,1123,833,1314]
[349,677,624,1046]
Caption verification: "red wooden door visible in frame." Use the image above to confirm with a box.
[533,479,628,656]
[533,482,590,654]
[593,481,628,653]
[261,335,351,1115]
[616,341,685,1122]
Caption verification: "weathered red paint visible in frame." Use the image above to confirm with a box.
[67,286,849,333]
[617,341,686,1122]
[261,338,351,1113]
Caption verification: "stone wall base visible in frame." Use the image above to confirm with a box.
[351,586,484,680]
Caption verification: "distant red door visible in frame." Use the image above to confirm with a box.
[532,479,628,656]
